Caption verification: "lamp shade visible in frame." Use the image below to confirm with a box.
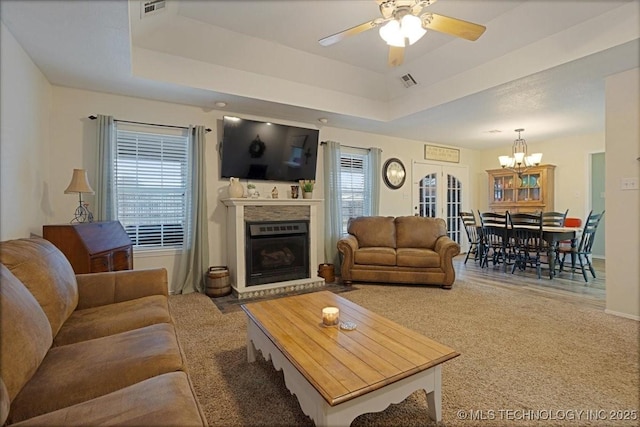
[379,20,404,47]
[379,15,427,47]
[64,169,95,194]
[400,14,426,45]
[529,152,543,165]
[498,156,513,167]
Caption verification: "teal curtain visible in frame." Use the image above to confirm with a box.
[323,140,343,272]
[173,125,210,294]
[367,147,382,215]
[94,115,115,221]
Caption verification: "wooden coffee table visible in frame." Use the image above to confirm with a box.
[241,291,459,426]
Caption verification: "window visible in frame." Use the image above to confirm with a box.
[339,148,372,234]
[114,128,190,249]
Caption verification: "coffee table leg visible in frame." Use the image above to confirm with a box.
[425,365,442,422]
[246,320,258,363]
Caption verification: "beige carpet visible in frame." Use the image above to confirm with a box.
[168,281,639,426]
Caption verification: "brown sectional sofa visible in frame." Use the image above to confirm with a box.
[337,216,460,288]
[0,237,207,426]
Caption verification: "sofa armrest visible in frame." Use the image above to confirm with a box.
[75,268,169,310]
[434,236,461,287]
[336,235,359,281]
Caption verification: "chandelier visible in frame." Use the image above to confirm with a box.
[379,11,427,47]
[498,128,542,177]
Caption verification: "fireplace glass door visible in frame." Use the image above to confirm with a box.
[245,221,309,286]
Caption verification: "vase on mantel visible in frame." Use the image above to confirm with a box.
[302,191,313,199]
[228,177,244,198]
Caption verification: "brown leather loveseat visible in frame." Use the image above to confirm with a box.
[337,216,460,288]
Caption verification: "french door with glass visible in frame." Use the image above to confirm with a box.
[412,161,469,247]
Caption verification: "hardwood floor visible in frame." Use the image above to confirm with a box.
[454,252,606,310]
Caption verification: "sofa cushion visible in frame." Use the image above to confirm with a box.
[8,323,185,424]
[354,247,397,266]
[53,295,172,347]
[396,216,447,249]
[0,238,78,336]
[10,372,206,426]
[396,248,441,268]
[348,216,396,248]
[75,268,169,310]
[0,379,9,426]
[0,265,53,405]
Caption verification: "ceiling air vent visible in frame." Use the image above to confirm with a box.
[400,73,418,88]
[141,0,166,18]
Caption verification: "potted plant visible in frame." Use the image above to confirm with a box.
[299,180,314,199]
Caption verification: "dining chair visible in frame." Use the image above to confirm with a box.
[509,212,544,278]
[542,209,569,227]
[557,217,582,251]
[540,209,569,266]
[558,210,605,282]
[459,211,481,264]
[478,211,509,271]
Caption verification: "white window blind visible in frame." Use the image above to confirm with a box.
[339,149,371,234]
[115,129,190,248]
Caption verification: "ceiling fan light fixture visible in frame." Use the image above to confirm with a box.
[379,13,427,47]
[379,20,404,47]
[401,14,426,45]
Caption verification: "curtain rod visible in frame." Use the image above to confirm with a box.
[320,141,373,151]
[88,115,211,133]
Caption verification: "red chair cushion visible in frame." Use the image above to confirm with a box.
[564,218,582,227]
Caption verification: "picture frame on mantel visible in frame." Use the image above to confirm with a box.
[424,145,460,163]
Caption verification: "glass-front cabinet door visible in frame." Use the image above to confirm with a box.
[516,172,541,202]
[491,173,515,204]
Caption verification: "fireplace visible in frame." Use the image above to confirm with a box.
[245,220,309,286]
[223,198,323,299]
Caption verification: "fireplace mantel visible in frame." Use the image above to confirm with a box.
[222,198,322,207]
[221,198,324,298]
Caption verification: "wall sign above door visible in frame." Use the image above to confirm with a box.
[424,145,460,163]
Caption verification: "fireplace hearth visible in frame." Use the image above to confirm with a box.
[246,221,309,286]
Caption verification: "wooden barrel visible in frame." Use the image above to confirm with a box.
[206,266,231,297]
[318,263,335,283]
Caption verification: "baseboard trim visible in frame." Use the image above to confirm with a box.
[604,309,640,321]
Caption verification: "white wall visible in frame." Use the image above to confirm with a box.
[604,67,640,320]
[0,23,53,240]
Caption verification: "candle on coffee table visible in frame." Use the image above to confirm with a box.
[322,307,339,326]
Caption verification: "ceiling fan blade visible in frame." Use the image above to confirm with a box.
[388,46,404,67]
[423,13,486,41]
[318,19,379,47]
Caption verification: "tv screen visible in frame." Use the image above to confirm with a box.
[221,116,319,183]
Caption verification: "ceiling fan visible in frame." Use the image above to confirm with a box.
[318,0,486,67]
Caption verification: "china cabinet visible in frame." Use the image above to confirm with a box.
[486,164,555,213]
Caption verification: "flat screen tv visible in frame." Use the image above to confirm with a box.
[221,116,319,183]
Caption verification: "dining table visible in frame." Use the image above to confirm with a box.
[477,223,582,279]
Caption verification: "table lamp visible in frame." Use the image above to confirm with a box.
[64,168,95,223]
